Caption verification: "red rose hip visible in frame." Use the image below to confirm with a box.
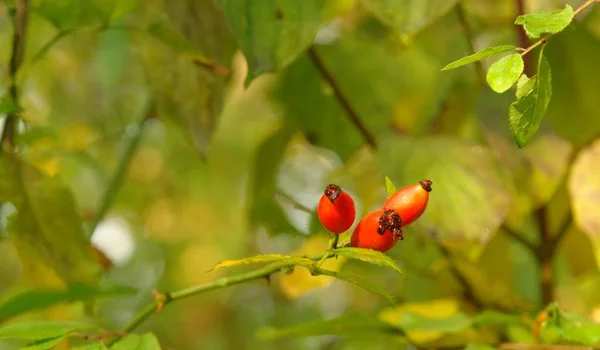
[350,208,403,252]
[317,184,356,234]
[383,180,432,227]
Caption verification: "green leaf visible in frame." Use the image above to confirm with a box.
[540,303,600,346]
[258,314,404,340]
[0,155,102,285]
[21,336,66,350]
[398,311,472,333]
[0,284,137,321]
[71,344,105,350]
[515,5,574,39]
[333,247,403,277]
[569,138,600,270]
[384,176,397,198]
[0,321,95,340]
[509,55,552,147]
[379,136,511,256]
[110,333,161,350]
[441,45,517,71]
[362,0,459,40]
[0,94,23,115]
[471,311,528,328]
[207,254,312,272]
[215,0,324,85]
[36,0,108,30]
[312,266,396,304]
[486,53,524,93]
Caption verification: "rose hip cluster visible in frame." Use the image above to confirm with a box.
[317,180,432,253]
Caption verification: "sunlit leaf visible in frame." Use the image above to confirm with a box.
[384,176,397,198]
[110,333,161,350]
[379,136,511,255]
[515,5,574,39]
[0,155,101,285]
[509,55,552,147]
[313,266,396,304]
[334,247,403,277]
[361,0,459,40]
[486,54,524,93]
[258,314,404,340]
[569,138,600,269]
[441,45,516,71]
[215,0,324,84]
[0,321,95,340]
[0,284,137,321]
[207,254,312,272]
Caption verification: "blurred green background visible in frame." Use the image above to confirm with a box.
[1,0,600,349]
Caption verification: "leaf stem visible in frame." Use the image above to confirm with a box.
[274,188,314,215]
[88,104,154,236]
[308,46,377,148]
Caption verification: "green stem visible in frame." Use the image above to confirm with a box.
[88,104,154,236]
[108,257,325,345]
[315,234,339,267]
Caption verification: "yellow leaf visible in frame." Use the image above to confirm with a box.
[378,298,460,344]
[278,235,346,299]
[27,138,61,176]
[58,122,98,151]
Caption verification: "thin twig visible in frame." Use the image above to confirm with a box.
[535,206,554,304]
[274,188,314,214]
[438,245,484,310]
[88,104,155,236]
[514,0,533,76]
[456,1,484,84]
[502,224,536,252]
[308,46,377,148]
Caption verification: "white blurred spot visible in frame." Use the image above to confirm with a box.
[91,217,136,267]
[315,19,341,45]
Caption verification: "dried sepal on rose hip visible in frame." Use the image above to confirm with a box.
[317,184,356,234]
[383,179,432,227]
[350,208,403,252]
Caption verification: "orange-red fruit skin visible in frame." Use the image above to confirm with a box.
[382,180,432,226]
[350,209,397,252]
[317,186,356,234]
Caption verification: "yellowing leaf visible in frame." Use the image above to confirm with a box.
[27,138,61,176]
[378,299,461,344]
[58,122,97,151]
[279,235,346,299]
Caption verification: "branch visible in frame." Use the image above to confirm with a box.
[88,104,155,236]
[274,188,314,215]
[438,245,484,310]
[1,0,29,153]
[514,0,532,76]
[502,224,536,252]
[456,1,484,84]
[107,256,326,346]
[308,46,377,148]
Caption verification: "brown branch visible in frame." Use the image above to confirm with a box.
[535,206,554,304]
[514,0,532,76]
[191,57,232,77]
[456,1,484,84]
[438,244,484,310]
[1,0,29,153]
[308,46,377,148]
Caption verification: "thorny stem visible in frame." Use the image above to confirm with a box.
[88,104,154,236]
[108,255,327,345]
[308,46,378,148]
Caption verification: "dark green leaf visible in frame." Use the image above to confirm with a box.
[515,5,574,39]
[312,266,396,304]
[362,0,459,40]
[207,255,312,272]
[110,333,161,350]
[441,45,516,71]
[258,314,404,340]
[509,55,552,147]
[215,0,324,84]
[0,321,95,340]
[540,303,600,346]
[0,284,137,321]
[21,336,66,350]
[379,136,511,253]
[398,311,472,333]
[384,176,397,198]
[1,154,101,285]
[486,54,524,93]
[334,247,403,277]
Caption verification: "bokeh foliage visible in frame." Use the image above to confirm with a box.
[1,0,600,349]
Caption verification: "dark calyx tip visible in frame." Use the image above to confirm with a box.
[419,180,433,192]
[377,208,403,239]
[324,184,342,202]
